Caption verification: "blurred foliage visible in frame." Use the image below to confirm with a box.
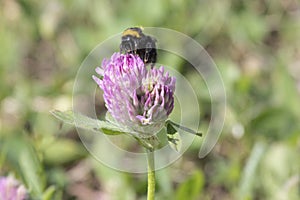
[0,0,300,199]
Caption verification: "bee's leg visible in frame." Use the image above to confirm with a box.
[145,41,154,64]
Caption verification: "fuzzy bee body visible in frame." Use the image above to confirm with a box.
[120,27,157,65]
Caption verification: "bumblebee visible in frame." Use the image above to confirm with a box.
[120,27,157,65]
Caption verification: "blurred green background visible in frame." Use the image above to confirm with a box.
[0,0,300,199]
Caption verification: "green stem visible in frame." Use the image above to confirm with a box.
[147,149,155,200]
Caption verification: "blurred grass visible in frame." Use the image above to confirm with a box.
[0,0,300,199]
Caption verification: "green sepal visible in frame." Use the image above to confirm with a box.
[167,133,182,152]
[165,120,202,137]
[166,122,177,135]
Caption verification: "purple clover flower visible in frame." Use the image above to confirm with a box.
[0,176,28,200]
[93,53,176,135]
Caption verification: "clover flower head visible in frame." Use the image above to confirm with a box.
[0,176,28,200]
[93,53,176,134]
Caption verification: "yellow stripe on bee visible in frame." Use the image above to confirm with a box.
[122,29,141,38]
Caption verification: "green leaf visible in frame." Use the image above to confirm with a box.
[42,139,86,165]
[238,141,267,199]
[50,110,74,124]
[175,170,205,200]
[42,186,56,200]
[50,110,134,135]
[250,107,297,140]
[19,146,45,198]
[1,136,45,197]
